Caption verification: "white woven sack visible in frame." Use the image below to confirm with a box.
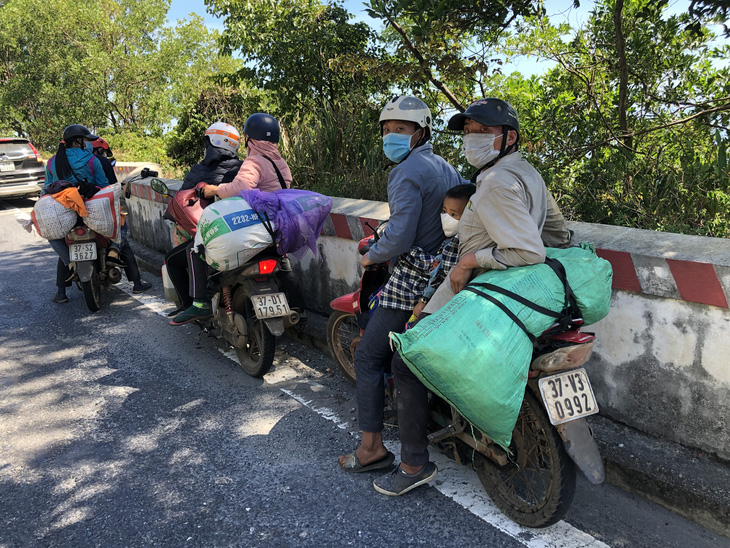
[85,184,122,243]
[194,197,274,271]
[30,195,78,240]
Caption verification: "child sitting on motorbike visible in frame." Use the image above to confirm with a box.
[410,183,476,320]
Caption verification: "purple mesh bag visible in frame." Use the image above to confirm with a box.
[239,189,332,258]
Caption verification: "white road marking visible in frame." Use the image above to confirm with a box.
[123,284,608,548]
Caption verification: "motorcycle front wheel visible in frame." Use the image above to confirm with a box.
[326,311,359,385]
[235,300,276,378]
[81,266,102,312]
[475,390,576,528]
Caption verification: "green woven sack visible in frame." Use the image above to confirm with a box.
[390,244,612,449]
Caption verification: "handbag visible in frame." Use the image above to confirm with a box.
[166,182,211,237]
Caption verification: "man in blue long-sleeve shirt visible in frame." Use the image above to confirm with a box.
[338,96,464,474]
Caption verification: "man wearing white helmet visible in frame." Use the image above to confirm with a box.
[374,98,571,497]
[338,95,465,475]
[166,122,243,324]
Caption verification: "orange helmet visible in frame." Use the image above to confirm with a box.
[90,137,110,151]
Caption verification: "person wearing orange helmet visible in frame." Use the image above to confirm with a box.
[88,135,152,293]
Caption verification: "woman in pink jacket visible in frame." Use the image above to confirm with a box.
[203,113,292,198]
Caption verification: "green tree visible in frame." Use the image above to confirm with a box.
[0,0,234,151]
[208,0,390,114]
[496,0,730,234]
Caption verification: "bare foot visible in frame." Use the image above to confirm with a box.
[338,431,388,467]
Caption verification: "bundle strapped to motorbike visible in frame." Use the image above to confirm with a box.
[31,183,122,242]
[390,244,613,450]
[193,189,333,271]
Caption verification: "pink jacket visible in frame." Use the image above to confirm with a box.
[216,140,292,198]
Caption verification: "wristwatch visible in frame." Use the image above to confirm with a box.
[419,296,429,304]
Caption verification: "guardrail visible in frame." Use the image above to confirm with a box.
[124,175,730,463]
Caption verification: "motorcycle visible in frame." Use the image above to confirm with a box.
[65,222,123,312]
[327,225,605,527]
[152,178,300,378]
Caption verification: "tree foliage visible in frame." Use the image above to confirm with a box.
[207,0,391,114]
[495,0,730,234]
[0,0,234,151]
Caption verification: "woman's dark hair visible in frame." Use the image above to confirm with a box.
[446,183,477,202]
[53,141,73,180]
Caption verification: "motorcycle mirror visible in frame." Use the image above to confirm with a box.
[150,178,169,197]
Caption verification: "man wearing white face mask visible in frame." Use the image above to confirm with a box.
[373,98,571,496]
[338,95,464,475]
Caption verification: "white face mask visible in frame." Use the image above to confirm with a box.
[462,133,500,168]
[440,213,459,237]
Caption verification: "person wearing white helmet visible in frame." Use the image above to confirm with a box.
[202,113,292,198]
[374,98,572,497]
[179,122,243,191]
[338,95,465,476]
[166,122,243,324]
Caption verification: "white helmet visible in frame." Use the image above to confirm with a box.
[379,95,432,138]
[205,122,241,154]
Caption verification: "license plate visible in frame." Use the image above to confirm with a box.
[252,292,290,319]
[0,162,14,172]
[538,368,599,425]
[69,242,97,262]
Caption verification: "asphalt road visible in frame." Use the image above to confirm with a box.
[1,197,729,548]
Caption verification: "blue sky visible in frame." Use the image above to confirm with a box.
[166,0,701,78]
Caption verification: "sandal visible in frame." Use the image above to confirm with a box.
[340,451,395,473]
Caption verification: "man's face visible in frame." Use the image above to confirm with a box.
[463,119,518,149]
[463,119,503,150]
[382,119,418,137]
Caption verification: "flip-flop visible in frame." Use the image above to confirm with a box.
[340,451,395,473]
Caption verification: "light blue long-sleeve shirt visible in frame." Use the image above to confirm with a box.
[368,143,465,263]
[44,147,109,188]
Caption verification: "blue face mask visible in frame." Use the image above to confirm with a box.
[85,140,94,153]
[382,133,413,163]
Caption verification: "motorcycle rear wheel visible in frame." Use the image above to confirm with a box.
[326,311,359,385]
[81,267,102,312]
[475,390,576,528]
[235,301,276,378]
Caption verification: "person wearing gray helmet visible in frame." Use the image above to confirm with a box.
[373,98,571,496]
[338,95,464,477]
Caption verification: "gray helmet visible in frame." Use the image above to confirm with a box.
[62,124,98,143]
[448,98,519,135]
[243,113,280,143]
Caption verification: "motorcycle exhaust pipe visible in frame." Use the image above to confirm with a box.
[283,310,300,329]
[107,267,122,284]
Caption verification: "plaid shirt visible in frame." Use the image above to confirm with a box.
[423,237,460,300]
[379,246,436,311]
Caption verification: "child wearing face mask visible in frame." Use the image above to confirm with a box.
[410,183,476,320]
